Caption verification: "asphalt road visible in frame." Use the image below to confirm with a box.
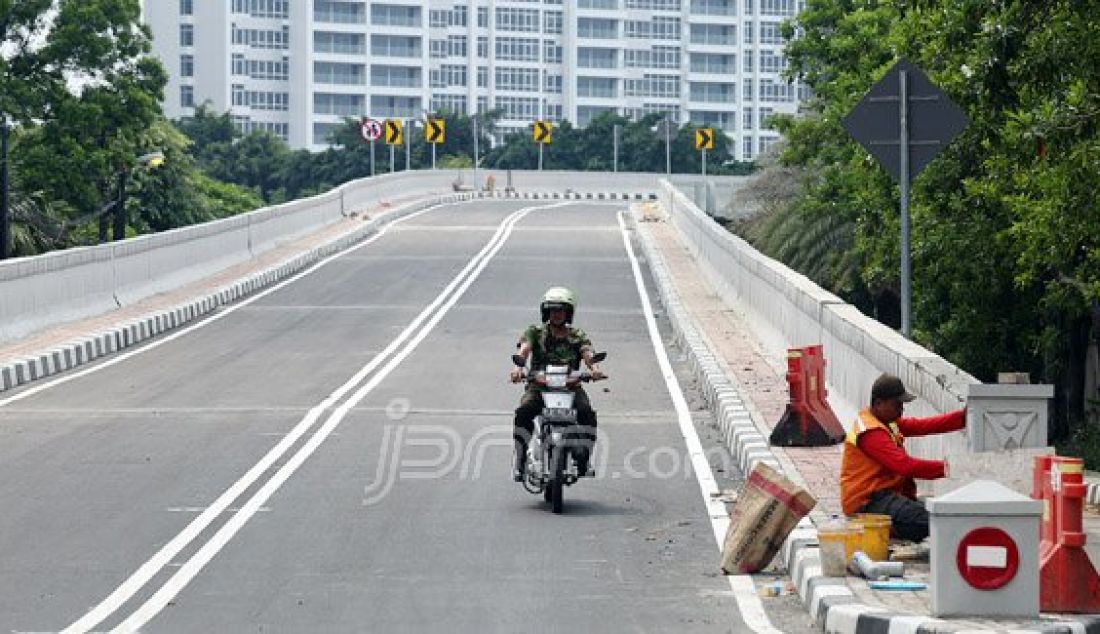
[0,199,813,633]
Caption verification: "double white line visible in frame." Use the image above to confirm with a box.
[62,201,565,633]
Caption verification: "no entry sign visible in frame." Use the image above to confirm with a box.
[956,527,1020,590]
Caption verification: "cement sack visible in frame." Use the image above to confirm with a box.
[721,462,816,574]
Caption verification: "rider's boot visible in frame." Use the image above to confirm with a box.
[512,439,527,482]
[575,447,595,477]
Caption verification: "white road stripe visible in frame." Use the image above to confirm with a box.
[109,202,569,633]
[57,201,562,633]
[616,211,784,634]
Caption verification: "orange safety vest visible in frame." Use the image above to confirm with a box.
[839,408,916,515]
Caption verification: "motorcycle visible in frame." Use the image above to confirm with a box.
[512,352,607,514]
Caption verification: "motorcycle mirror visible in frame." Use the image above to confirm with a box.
[591,351,607,364]
[511,354,526,368]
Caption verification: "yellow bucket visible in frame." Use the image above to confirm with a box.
[851,513,891,561]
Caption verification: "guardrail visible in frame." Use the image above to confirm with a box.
[1,169,699,346]
[659,179,977,461]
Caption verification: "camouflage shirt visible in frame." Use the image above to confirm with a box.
[521,324,593,371]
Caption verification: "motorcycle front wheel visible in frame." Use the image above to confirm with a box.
[549,445,566,514]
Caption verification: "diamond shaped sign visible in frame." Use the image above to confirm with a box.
[842,58,970,183]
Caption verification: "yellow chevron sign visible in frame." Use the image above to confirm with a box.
[385,119,403,145]
[425,119,445,144]
[533,120,552,144]
[695,128,715,150]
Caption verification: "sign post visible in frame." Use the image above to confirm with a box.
[613,124,621,173]
[653,119,677,175]
[385,119,403,173]
[695,128,714,212]
[361,117,383,177]
[841,58,969,337]
[533,120,552,171]
[425,119,445,170]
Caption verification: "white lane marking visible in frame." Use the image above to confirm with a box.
[165,507,271,513]
[0,200,471,409]
[616,211,783,634]
[59,201,561,633]
[109,202,568,633]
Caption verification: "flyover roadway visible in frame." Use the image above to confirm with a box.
[0,199,811,632]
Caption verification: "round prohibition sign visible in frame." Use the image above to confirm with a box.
[956,526,1020,590]
[361,118,383,142]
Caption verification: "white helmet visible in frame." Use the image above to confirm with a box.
[540,287,576,323]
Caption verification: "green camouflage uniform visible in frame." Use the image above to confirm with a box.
[514,323,598,461]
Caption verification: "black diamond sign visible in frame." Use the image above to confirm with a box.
[842,58,969,183]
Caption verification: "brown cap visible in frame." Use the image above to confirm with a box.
[871,374,915,403]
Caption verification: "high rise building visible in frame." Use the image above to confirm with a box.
[144,0,806,159]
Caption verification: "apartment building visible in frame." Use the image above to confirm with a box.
[145,0,806,159]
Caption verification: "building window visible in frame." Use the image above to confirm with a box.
[371,4,421,27]
[314,61,366,85]
[314,1,366,24]
[370,65,422,88]
[180,85,194,107]
[760,0,797,16]
[743,109,754,129]
[180,24,194,47]
[370,35,422,58]
[495,37,539,62]
[578,17,617,39]
[543,41,563,64]
[180,54,194,77]
[496,67,540,92]
[432,94,468,114]
[495,8,539,32]
[690,0,735,16]
[314,93,365,116]
[759,50,787,74]
[759,22,786,45]
[743,135,755,159]
[544,11,563,34]
[689,23,735,45]
[180,0,193,16]
[315,31,366,55]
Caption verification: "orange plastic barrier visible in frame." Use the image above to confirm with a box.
[1034,456,1100,613]
[769,345,845,447]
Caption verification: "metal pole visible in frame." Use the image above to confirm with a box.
[538,143,543,171]
[112,169,129,241]
[613,124,619,173]
[899,70,911,338]
[702,148,707,212]
[665,120,671,175]
[0,118,9,259]
[405,119,411,171]
[432,142,436,170]
[370,140,375,176]
[389,143,395,173]
[473,115,479,191]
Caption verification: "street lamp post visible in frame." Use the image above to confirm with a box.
[473,114,479,191]
[111,151,165,242]
[1,117,9,260]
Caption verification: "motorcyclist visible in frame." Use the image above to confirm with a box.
[510,287,605,482]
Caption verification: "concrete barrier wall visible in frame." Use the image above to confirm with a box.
[0,169,669,345]
[661,180,976,461]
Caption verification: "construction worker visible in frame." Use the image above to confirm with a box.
[840,373,966,542]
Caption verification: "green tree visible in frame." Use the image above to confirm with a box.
[761,0,1100,442]
[6,0,166,245]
